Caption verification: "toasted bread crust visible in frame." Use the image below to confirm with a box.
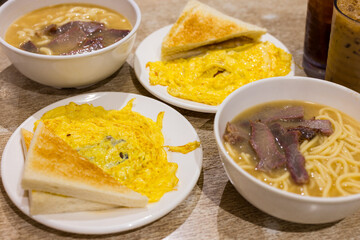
[28,124,126,190]
[21,122,148,207]
[162,36,256,61]
[161,0,266,60]
[21,128,117,214]
[21,128,33,151]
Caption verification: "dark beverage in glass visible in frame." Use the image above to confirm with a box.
[325,0,360,91]
[303,0,333,79]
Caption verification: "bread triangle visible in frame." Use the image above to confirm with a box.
[20,128,33,152]
[161,0,267,60]
[28,191,117,215]
[21,122,148,208]
[21,128,117,215]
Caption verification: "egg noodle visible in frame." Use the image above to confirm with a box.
[225,107,360,197]
[35,99,199,202]
[5,3,132,55]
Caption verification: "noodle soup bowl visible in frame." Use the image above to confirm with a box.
[214,76,360,224]
[0,0,141,88]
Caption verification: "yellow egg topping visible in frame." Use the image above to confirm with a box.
[165,141,201,154]
[147,41,292,105]
[34,99,199,202]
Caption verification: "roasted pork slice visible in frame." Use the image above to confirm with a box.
[287,126,317,141]
[34,21,130,55]
[300,119,333,136]
[269,123,309,184]
[48,25,87,54]
[99,29,131,46]
[20,41,38,53]
[250,121,286,171]
[55,21,105,35]
[260,106,304,123]
[65,36,105,55]
[78,21,105,35]
[272,119,333,136]
[223,122,249,145]
[42,24,58,36]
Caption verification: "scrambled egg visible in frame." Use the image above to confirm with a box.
[147,41,292,105]
[34,99,199,202]
[165,141,200,153]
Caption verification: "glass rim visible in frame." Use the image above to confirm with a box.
[334,0,360,23]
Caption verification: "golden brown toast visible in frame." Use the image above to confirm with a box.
[20,128,33,152]
[21,128,117,215]
[161,0,267,61]
[21,122,148,208]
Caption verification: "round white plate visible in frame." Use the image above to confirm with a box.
[1,92,203,235]
[134,25,295,113]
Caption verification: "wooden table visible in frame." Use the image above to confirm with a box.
[1,0,359,239]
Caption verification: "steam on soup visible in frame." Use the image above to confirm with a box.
[223,100,360,197]
[5,3,132,55]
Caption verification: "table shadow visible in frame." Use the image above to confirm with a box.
[0,64,121,94]
[216,181,337,238]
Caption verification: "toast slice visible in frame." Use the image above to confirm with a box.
[21,122,148,208]
[28,191,117,215]
[20,128,33,152]
[21,128,117,215]
[161,0,267,60]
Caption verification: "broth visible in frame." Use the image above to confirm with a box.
[224,100,360,197]
[5,3,132,55]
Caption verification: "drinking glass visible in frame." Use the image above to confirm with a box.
[303,0,333,79]
[325,0,360,91]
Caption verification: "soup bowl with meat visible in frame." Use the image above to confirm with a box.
[214,76,360,224]
[0,0,141,88]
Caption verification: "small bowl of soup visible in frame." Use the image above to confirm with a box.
[0,0,141,88]
[214,76,360,224]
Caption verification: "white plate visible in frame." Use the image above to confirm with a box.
[134,25,295,113]
[1,92,203,235]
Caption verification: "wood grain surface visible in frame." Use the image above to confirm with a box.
[1,0,360,239]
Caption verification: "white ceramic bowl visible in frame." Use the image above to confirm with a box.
[214,76,360,224]
[0,0,141,88]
